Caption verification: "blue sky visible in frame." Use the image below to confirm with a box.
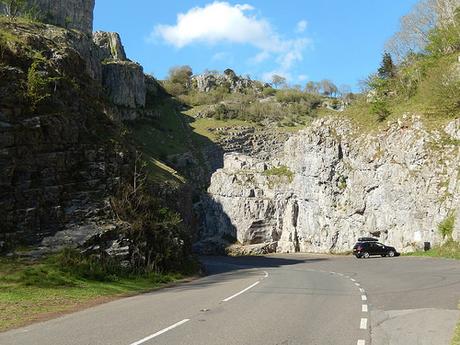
[94,1,419,89]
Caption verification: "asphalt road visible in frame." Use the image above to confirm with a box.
[1,255,459,345]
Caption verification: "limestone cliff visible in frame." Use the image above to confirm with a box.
[0,0,95,34]
[201,116,460,253]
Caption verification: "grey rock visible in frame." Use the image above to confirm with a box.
[202,116,460,254]
[0,0,96,35]
[102,61,146,120]
[93,31,127,61]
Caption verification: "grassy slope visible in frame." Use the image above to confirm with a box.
[0,257,186,331]
[328,54,459,133]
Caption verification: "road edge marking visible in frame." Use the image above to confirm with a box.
[222,281,260,302]
[129,319,190,345]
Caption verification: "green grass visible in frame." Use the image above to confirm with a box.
[452,302,460,345]
[263,165,294,182]
[188,117,255,143]
[0,255,187,331]
[406,240,460,260]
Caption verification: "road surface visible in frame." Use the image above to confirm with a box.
[1,254,459,345]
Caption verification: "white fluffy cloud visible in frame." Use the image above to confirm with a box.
[153,2,311,81]
[296,20,308,33]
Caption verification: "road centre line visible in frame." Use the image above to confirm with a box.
[361,295,367,301]
[362,304,368,312]
[222,281,260,302]
[129,319,190,345]
[360,318,368,330]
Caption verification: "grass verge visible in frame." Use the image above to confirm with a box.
[0,253,197,332]
[405,240,460,260]
[453,303,460,345]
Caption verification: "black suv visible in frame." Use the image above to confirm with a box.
[353,240,400,258]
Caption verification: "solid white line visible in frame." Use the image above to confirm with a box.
[263,271,269,278]
[361,295,367,301]
[357,340,366,345]
[129,319,190,345]
[362,304,368,312]
[222,281,260,302]
[360,318,368,329]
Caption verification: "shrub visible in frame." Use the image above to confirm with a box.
[438,212,456,240]
[27,59,53,110]
[370,99,391,122]
[263,166,294,182]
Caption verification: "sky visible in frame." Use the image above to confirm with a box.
[93,0,419,89]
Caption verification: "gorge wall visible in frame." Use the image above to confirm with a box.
[200,116,460,253]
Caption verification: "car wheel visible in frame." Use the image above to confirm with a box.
[363,252,370,259]
[388,251,395,257]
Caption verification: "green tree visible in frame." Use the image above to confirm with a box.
[0,0,26,18]
[168,65,193,87]
[271,74,287,89]
[378,52,396,79]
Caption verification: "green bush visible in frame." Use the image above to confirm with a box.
[370,99,391,122]
[27,59,52,110]
[263,165,294,182]
[438,212,456,240]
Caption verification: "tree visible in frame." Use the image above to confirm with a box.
[168,65,193,87]
[305,81,320,94]
[271,74,287,89]
[0,0,27,18]
[320,79,338,97]
[378,52,396,79]
[385,0,460,60]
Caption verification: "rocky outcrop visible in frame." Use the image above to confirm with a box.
[102,61,146,121]
[192,69,268,93]
[93,31,127,61]
[0,0,95,35]
[201,116,460,253]
[0,18,135,253]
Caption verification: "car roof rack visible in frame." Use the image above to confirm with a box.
[357,237,379,242]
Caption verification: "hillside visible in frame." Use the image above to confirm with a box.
[0,0,459,261]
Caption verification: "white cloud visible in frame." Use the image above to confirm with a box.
[296,20,308,33]
[153,2,312,82]
[298,74,309,82]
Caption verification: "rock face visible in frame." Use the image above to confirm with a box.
[201,116,460,253]
[192,69,268,93]
[102,61,146,121]
[92,32,149,122]
[93,31,127,61]
[0,0,96,35]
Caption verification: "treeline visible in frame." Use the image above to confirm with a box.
[365,0,460,121]
[161,66,350,126]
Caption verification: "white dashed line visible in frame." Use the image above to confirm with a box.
[361,295,367,301]
[357,340,366,345]
[360,318,368,329]
[355,282,360,287]
[362,304,368,312]
[222,281,260,302]
[351,278,356,282]
[129,319,190,345]
[359,288,365,293]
